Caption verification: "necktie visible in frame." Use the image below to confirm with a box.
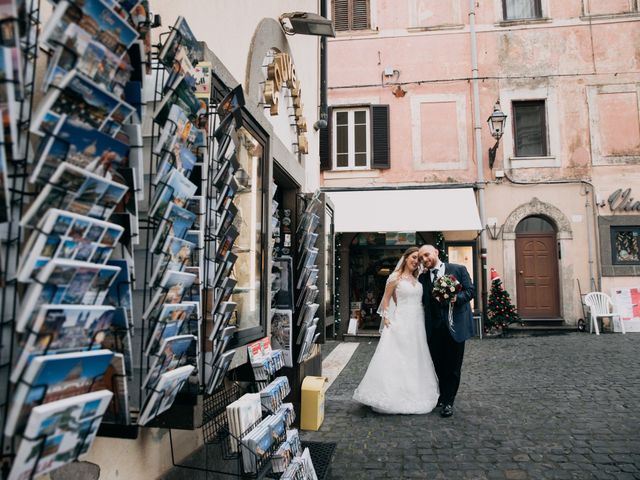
[432,269,438,282]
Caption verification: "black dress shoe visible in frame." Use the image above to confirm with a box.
[440,404,453,417]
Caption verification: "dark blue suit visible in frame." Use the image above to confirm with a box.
[420,262,475,406]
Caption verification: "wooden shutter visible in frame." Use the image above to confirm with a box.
[352,0,370,30]
[333,0,349,31]
[319,107,332,171]
[371,105,390,169]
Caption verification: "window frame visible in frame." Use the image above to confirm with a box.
[610,225,640,266]
[502,0,543,21]
[331,106,372,171]
[512,99,549,158]
[333,0,371,32]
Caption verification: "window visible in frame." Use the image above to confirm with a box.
[611,226,640,265]
[515,216,555,233]
[333,0,370,31]
[503,0,542,20]
[333,108,370,169]
[513,100,548,157]
[320,105,389,171]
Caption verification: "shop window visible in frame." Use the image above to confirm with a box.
[320,105,390,171]
[446,243,476,309]
[512,100,548,157]
[502,0,543,20]
[333,0,370,31]
[230,126,266,337]
[611,226,640,264]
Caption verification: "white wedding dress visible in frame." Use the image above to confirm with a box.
[352,278,439,414]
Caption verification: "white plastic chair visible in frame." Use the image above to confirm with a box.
[584,292,625,335]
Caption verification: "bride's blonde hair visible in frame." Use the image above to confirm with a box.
[393,246,420,278]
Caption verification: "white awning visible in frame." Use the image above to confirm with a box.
[325,188,482,233]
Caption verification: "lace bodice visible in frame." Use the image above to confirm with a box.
[395,278,423,307]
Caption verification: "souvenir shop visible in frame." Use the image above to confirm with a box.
[0,1,333,478]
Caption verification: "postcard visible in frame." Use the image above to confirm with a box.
[153,141,197,186]
[20,162,128,228]
[185,196,204,230]
[11,304,116,383]
[101,307,133,378]
[212,251,237,290]
[211,325,236,368]
[150,235,195,286]
[0,48,18,160]
[31,70,135,137]
[41,0,138,58]
[153,104,194,156]
[4,349,113,437]
[207,349,235,395]
[164,44,197,92]
[150,202,196,254]
[271,310,292,368]
[154,75,206,128]
[89,352,129,425]
[213,84,245,138]
[138,364,194,426]
[194,62,212,99]
[214,202,238,238]
[19,209,118,272]
[214,174,239,212]
[216,225,239,262]
[157,16,199,70]
[121,123,144,202]
[211,277,237,318]
[16,259,121,333]
[142,269,196,322]
[43,23,130,95]
[145,302,196,357]
[0,0,22,101]
[31,116,129,186]
[103,259,134,330]
[142,334,195,391]
[149,167,197,219]
[0,117,10,223]
[8,390,113,480]
[272,257,294,310]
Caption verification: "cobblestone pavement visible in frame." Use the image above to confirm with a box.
[301,334,640,480]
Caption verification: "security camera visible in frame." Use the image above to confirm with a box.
[313,119,328,131]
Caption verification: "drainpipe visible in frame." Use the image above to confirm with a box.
[319,0,328,125]
[469,0,489,333]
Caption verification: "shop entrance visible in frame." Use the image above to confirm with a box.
[515,216,560,318]
[349,232,426,331]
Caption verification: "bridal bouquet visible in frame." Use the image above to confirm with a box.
[432,274,462,332]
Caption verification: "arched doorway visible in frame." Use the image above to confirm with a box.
[515,216,561,318]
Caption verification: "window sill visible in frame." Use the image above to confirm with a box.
[508,156,559,169]
[497,17,551,27]
[323,169,380,179]
[580,12,640,21]
[407,24,464,32]
[334,29,378,38]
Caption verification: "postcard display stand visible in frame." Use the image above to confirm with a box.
[0,0,157,478]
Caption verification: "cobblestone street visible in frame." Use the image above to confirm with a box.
[301,334,640,480]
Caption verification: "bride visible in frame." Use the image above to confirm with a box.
[352,246,439,414]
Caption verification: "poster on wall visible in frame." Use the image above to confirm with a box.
[610,287,640,333]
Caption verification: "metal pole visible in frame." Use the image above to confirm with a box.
[469,0,489,334]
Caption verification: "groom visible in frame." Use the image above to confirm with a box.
[419,245,475,418]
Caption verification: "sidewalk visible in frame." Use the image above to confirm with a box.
[301,334,640,480]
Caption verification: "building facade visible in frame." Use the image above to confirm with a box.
[322,0,640,335]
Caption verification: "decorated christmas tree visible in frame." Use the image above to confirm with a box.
[486,268,521,330]
[434,231,448,262]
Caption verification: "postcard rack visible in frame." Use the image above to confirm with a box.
[0,0,44,473]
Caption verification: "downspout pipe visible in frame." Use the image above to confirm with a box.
[319,0,328,124]
[469,0,489,334]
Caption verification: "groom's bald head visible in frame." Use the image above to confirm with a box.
[419,244,439,269]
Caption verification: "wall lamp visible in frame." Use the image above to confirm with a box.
[279,12,336,37]
[487,100,507,169]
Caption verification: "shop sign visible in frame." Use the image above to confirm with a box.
[607,188,640,213]
[262,52,308,154]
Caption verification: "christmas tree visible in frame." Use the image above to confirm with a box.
[486,268,521,330]
[434,231,448,262]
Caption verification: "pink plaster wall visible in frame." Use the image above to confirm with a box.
[323,1,640,188]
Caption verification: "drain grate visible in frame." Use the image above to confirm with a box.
[301,441,336,480]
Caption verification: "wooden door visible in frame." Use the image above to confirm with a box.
[516,234,560,318]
